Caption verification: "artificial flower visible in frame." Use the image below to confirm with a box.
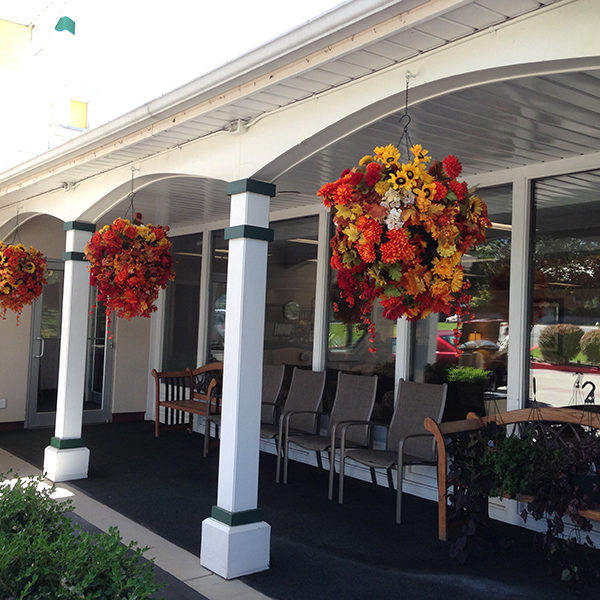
[317,142,491,348]
[0,242,47,322]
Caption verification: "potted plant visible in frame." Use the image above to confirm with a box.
[425,363,491,421]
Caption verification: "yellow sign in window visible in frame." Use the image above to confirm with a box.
[70,100,88,129]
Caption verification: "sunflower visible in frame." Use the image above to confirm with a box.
[23,262,36,274]
[373,144,400,166]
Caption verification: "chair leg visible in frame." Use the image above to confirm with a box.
[386,468,395,490]
[276,435,282,483]
[283,438,290,484]
[316,451,323,470]
[328,447,335,501]
[203,418,210,457]
[396,466,403,524]
[338,451,346,504]
[370,468,377,487]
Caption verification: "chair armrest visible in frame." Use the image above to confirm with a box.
[281,410,324,439]
[397,432,435,463]
[335,419,379,455]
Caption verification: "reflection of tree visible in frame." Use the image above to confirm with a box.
[535,236,600,319]
[466,238,511,317]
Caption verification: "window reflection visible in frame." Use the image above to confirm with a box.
[530,170,600,408]
[263,216,318,367]
[416,184,512,416]
[162,233,202,371]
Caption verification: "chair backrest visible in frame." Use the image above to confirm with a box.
[283,367,327,434]
[329,372,378,445]
[387,380,447,461]
[260,364,286,424]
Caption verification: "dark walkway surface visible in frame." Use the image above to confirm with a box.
[1,421,598,599]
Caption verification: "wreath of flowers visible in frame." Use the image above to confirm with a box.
[84,214,174,327]
[318,143,491,348]
[0,242,47,322]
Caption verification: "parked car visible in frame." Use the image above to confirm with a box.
[436,330,459,365]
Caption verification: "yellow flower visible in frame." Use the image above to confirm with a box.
[467,195,485,220]
[13,244,25,252]
[438,243,457,258]
[374,180,390,196]
[451,269,464,293]
[373,144,400,166]
[342,225,361,243]
[359,155,373,166]
[389,164,416,191]
[415,194,431,213]
[23,262,35,274]
[410,144,431,163]
[432,258,454,279]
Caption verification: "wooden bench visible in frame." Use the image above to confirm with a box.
[152,362,223,438]
[424,406,600,541]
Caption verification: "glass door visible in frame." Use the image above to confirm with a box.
[27,263,113,427]
[83,300,113,423]
[26,261,64,427]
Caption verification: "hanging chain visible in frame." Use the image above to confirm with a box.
[124,167,140,222]
[396,72,416,159]
[10,207,22,245]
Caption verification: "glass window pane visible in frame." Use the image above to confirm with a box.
[415,184,512,417]
[263,216,318,367]
[207,230,227,363]
[162,233,202,371]
[530,170,600,407]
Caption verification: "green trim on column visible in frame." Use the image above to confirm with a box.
[50,437,85,449]
[224,225,274,242]
[226,179,276,198]
[64,221,96,232]
[62,251,87,261]
[211,506,263,527]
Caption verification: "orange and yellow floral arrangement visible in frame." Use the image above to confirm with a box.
[0,242,47,322]
[318,143,491,348]
[84,214,174,327]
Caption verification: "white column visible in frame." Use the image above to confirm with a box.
[200,179,274,579]
[312,207,331,371]
[506,176,532,411]
[44,221,94,482]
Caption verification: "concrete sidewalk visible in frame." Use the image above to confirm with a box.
[0,448,270,600]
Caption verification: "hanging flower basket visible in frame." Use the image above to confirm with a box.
[84,216,174,326]
[0,242,47,322]
[318,143,491,348]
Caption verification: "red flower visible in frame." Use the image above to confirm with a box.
[365,162,383,187]
[348,171,363,186]
[434,181,448,200]
[442,155,462,179]
[448,180,467,201]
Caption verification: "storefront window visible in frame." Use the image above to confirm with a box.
[162,233,202,371]
[263,216,318,367]
[414,184,512,415]
[207,230,228,362]
[530,170,600,407]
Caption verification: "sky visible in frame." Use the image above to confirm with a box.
[0,0,345,168]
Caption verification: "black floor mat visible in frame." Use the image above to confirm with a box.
[1,422,598,600]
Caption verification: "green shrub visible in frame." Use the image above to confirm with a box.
[581,329,600,363]
[446,366,491,385]
[538,323,583,364]
[0,472,164,599]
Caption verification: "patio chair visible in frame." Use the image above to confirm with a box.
[274,367,327,483]
[281,371,378,499]
[203,363,286,457]
[337,379,447,524]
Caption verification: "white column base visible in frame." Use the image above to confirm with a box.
[43,445,90,482]
[200,517,270,579]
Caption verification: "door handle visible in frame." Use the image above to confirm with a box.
[33,336,45,358]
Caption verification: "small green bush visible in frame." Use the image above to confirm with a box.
[581,329,600,363]
[538,323,583,364]
[0,472,164,599]
[446,366,491,385]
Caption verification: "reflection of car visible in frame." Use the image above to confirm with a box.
[459,319,508,389]
[436,330,459,364]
